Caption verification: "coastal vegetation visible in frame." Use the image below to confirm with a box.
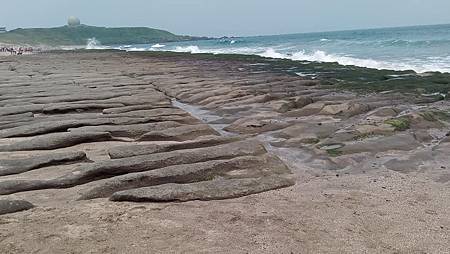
[385,118,411,131]
[0,25,201,46]
[420,110,450,122]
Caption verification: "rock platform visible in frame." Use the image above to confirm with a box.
[0,51,449,253]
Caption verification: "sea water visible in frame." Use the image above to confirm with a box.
[98,24,450,73]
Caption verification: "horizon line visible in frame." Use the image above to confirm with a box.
[4,22,449,39]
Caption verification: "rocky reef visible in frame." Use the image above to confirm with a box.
[0,51,298,215]
[0,51,448,253]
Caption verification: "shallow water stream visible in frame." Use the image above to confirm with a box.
[172,98,319,172]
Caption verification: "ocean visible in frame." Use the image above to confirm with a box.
[91,24,450,74]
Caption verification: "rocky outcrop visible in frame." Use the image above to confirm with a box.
[0,140,268,195]
[102,104,171,114]
[108,135,242,159]
[110,176,295,202]
[284,102,326,117]
[4,50,448,212]
[224,118,291,134]
[0,118,156,138]
[0,200,34,215]
[319,102,371,117]
[0,132,112,151]
[42,103,125,114]
[138,124,219,141]
[80,154,289,200]
[0,54,298,205]
[0,105,44,117]
[0,151,87,176]
[69,121,182,138]
[338,134,422,154]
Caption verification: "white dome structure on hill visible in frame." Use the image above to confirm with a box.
[67,16,81,27]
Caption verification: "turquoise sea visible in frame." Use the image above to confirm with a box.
[92,24,450,73]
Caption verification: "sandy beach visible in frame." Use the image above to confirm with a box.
[0,51,449,253]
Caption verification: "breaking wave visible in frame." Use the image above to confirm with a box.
[257,48,450,73]
[154,45,450,73]
[82,24,450,73]
[173,45,204,53]
[86,38,109,50]
[151,43,166,48]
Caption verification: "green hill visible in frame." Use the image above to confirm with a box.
[0,25,201,46]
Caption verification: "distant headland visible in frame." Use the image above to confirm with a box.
[0,17,207,46]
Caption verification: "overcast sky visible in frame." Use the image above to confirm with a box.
[1,0,449,36]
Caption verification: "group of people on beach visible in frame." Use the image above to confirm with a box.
[0,46,33,55]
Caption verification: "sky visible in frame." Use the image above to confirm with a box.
[1,0,450,37]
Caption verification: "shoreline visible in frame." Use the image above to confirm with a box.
[0,51,449,253]
[59,47,450,74]
[98,49,450,94]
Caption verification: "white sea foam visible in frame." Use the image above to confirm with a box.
[60,46,78,50]
[84,38,450,73]
[86,38,109,50]
[295,72,317,79]
[170,45,271,56]
[133,44,450,73]
[259,48,286,59]
[151,43,166,48]
[166,46,450,73]
[173,45,204,53]
[127,47,147,51]
[257,48,450,73]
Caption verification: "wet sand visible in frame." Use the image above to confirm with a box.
[0,51,449,253]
